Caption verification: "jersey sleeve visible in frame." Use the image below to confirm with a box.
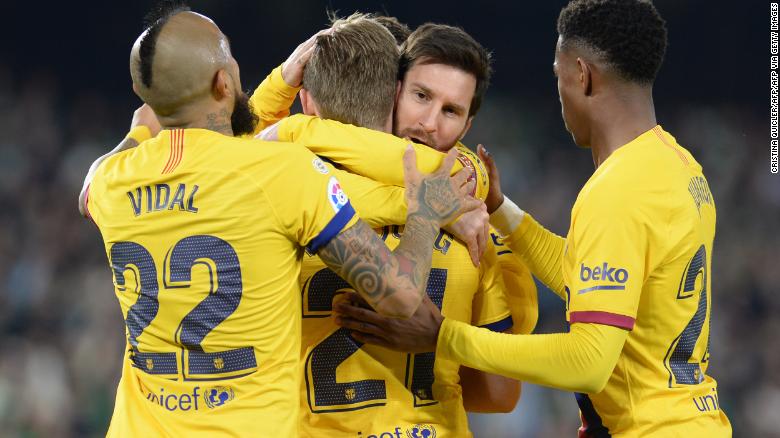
[84,174,104,227]
[471,241,513,333]
[260,144,357,253]
[84,151,127,228]
[127,125,153,144]
[565,183,647,330]
[249,64,300,136]
[501,213,567,299]
[331,168,407,228]
[491,231,539,334]
[437,318,627,393]
[276,114,488,201]
[454,143,490,202]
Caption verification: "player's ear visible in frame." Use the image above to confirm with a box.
[395,80,402,102]
[577,58,592,97]
[212,69,231,100]
[300,89,321,117]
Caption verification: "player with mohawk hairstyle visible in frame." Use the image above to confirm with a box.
[78,4,480,437]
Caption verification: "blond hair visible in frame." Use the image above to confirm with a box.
[303,13,399,130]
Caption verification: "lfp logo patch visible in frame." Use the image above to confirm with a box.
[406,424,437,438]
[312,157,330,174]
[204,386,235,409]
[327,176,349,213]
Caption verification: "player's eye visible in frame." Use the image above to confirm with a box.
[443,107,458,117]
[414,91,428,101]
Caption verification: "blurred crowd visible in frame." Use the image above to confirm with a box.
[0,50,774,438]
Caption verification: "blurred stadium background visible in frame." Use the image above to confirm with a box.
[0,1,770,436]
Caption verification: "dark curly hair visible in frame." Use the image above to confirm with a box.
[557,0,667,84]
[138,1,191,88]
[399,23,492,117]
[374,15,411,46]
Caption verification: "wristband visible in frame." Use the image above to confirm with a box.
[489,196,525,236]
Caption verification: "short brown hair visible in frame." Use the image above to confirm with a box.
[303,13,399,130]
[399,23,492,117]
[374,15,411,46]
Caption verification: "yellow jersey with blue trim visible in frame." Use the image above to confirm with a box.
[562,126,730,437]
[299,223,513,438]
[86,128,357,437]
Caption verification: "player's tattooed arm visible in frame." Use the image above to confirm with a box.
[318,220,429,317]
[319,146,481,318]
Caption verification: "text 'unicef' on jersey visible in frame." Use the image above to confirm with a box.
[141,385,235,412]
[357,423,439,438]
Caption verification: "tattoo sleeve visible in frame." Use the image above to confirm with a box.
[318,148,466,317]
[318,218,436,318]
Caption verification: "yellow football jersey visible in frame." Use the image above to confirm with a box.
[562,126,730,436]
[249,64,299,135]
[87,128,358,437]
[276,114,491,201]
[299,224,513,438]
[248,65,490,200]
[489,232,539,335]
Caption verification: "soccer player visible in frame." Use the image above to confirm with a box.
[249,25,493,263]
[258,22,538,337]
[337,1,733,436]
[79,7,478,437]
[256,15,522,436]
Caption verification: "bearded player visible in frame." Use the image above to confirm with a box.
[78,6,479,437]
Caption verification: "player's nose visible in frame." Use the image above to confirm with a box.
[419,110,437,133]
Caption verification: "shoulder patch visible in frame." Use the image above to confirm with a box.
[312,157,330,174]
[327,176,349,212]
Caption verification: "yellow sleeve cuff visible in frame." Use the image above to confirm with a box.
[489,196,525,236]
[270,64,302,97]
[501,213,567,298]
[126,125,152,144]
[249,64,301,135]
[495,211,538,254]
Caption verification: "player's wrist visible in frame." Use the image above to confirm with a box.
[278,63,304,90]
[489,196,525,236]
[404,210,441,240]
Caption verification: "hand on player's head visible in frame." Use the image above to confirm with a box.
[403,145,482,227]
[281,28,333,88]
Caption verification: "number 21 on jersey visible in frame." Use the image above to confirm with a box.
[302,267,447,412]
